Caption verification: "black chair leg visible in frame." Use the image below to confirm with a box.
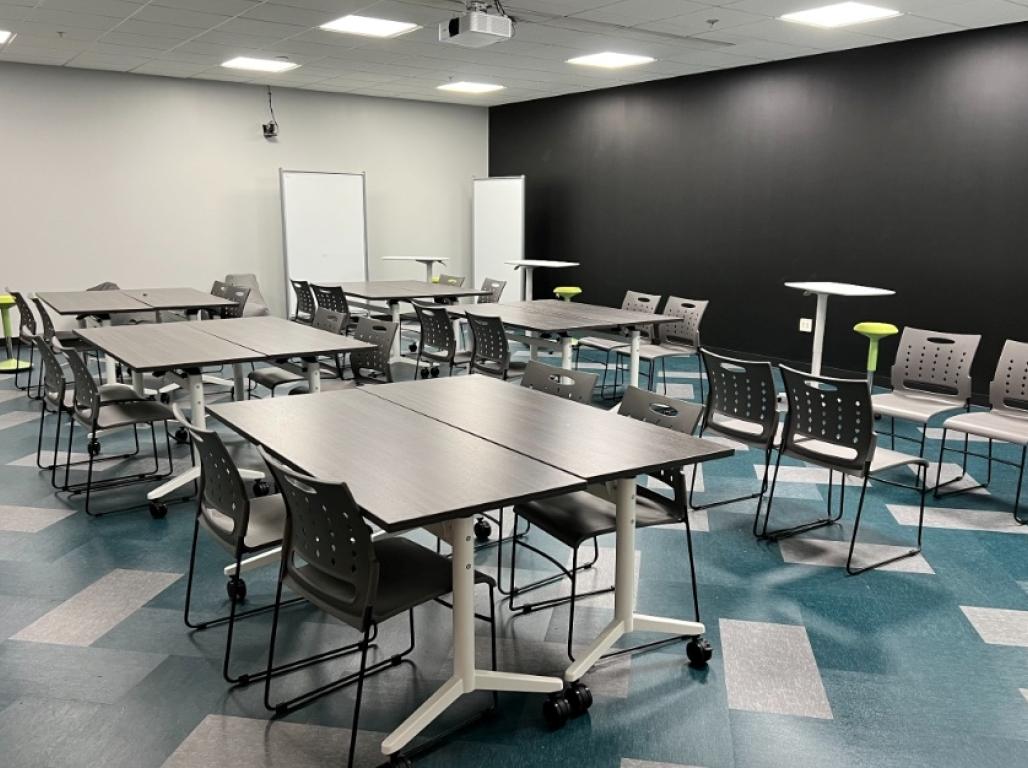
[846,470,926,575]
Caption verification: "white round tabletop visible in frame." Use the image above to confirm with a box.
[785,281,894,297]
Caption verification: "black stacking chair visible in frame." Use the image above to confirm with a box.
[7,290,38,394]
[466,311,524,380]
[690,349,780,533]
[412,300,470,378]
[33,337,141,488]
[508,386,709,663]
[760,366,928,575]
[310,284,363,332]
[260,451,498,768]
[32,297,101,381]
[211,281,250,319]
[61,348,176,516]
[291,280,316,324]
[349,317,398,384]
[248,308,347,397]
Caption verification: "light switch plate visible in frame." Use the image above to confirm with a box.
[799,318,813,333]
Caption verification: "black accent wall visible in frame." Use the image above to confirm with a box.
[489,23,1028,390]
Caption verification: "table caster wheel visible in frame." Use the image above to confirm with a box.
[430,366,440,378]
[149,500,168,519]
[173,427,189,445]
[686,636,713,668]
[87,439,101,457]
[253,479,271,497]
[159,392,171,404]
[227,577,247,602]
[419,367,430,380]
[474,518,492,542]
[543,693,571,730]
[565,682,592,717]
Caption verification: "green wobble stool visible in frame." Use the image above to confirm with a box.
[554,286,582,302]
[854,321,898,389]
[0,294,31,373]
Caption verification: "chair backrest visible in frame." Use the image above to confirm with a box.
[437,274,465,287]
[660,297,707,347]
[621,290,661,339]
[31,297,57,342]
[465,311,510,377]
[172,403,250,548]
[700,349,778,447]
[350,317,397,382]
[889,327,979,403]
[988,339,1028,420]
[411,300,455,360]
[7,290,36,336]
[779,365,875,473]
[261,449,378,618]
[211,281,250,319]
[310,284,351,317]
[312,307,346,334]
[291,280,316,322]
[520,360,597,402]
[618,385,702,433]
[225,273,267,306]
[477,278,506,304]
[64,347,100,417]
[33,336,66,407]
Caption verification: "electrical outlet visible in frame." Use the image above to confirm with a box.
[799,318,813,333]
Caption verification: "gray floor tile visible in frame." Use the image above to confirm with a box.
[960,606,1028,647]
[779,537,934,574]
[888,503,1028,534]
[0,503,75,533]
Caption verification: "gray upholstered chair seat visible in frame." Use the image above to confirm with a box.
[249,366,304,390]
[514,489,678,548]
[79,399,173,430]
[200,493,287,553]
[576,335,630,352]
[872,391,965,423]
[60,382,142,411]
[942,410,1028,445]
[616,340,697,361]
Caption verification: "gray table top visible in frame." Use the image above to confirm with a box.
[367,375,733,482]
[76,322,265,373]
[122,288,236,311]
[330,280,491,302]
[196,317,375,359]
[208,389,584,532]
[448,299,675,334]
[37,290,152,316]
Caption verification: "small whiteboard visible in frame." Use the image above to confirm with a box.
[473,176,524,302]
[280,169,368,314]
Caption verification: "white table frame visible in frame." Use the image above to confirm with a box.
[382,256,448,283]
[505,260,579,301]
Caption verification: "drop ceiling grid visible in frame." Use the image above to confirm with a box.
[0,0,1025,104]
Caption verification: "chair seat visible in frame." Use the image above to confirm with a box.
[201,493,287,553]
[81,399,174,430]
[249,366,304,390]
[615,341,697,361]
[57,383,140,411]
[708,416,783,447]
[576,336,629,352]
[872,391,965,423]
[513,489,679,548]
[942,410,1028,445]
[285,537,491,627]
[869,445,929,475]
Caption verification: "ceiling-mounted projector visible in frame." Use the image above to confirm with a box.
[439,8,513,48]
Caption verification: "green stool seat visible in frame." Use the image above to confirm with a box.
[854,321,899,387]
[554,286,582,302]
[0,293,31,373]
[431,275,440,284]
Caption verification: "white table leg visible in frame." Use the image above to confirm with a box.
[100,318,117,385]
[522,266,534,302]
[232,363,245,401]
[811,292,828,377]
[147,372,204,501]
[305,359,321,394]
[423,260,435,283]
[561,335,573,369]
[131,370,145,397]
[390,301,402,363]
[627,330,641,388]
[380,516,564,756]
[565,477,704,682]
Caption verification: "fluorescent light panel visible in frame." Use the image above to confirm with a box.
[781,3,901,28]
[221,56,300,73]
[437,81,505,94]
[321,14,419,38]
[0,30,13,45]
[567,52,655,69]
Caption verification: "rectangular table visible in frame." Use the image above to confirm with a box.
[208,387,584,757]
[121,287,236,314]
[448,299,677,386]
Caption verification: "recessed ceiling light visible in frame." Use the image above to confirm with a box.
[437,81,505,94]
[0,30,14,45]
[566,52,655,69]
[780,2,901,28]
[221,56,300,73]
[321,14,419,38]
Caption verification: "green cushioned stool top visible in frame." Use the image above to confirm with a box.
[554,286,582,301]
[854,321,899,339]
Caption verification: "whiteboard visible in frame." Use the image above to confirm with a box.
[280,169,367,315]
[473,176,524,302]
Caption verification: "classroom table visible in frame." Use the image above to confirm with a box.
[332,280,491,361]
[208,385,584,759]
[448,299,676,386]
[505,260,580,301]
[76,317,373,514]
[784,281,894,376]
[382,256,448,282]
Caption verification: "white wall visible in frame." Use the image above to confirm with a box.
[0,62,488,318]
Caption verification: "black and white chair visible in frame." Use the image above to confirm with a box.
[290,280,316,324]
[412,300,470,378]
[575,290,660,399]
[465,311,524,380]
[760,366,928,575]
[349,317,398,385]
[7,290,38,395]
[934,339,1028,523]
[248,308,347,397]
[613,297,707,399]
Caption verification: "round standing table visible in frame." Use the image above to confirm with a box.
[382,256,448,282]
[506,260,580,301]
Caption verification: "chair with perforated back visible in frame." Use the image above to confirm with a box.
[520,360,597,402]
[412,300,470,378]
[350,316,398,384]
[478,278,506,304]
[259,450,497,766]
[508,386,711,663]
[936,340,1028,523]
[466,311,524,380]
[760,366,928,575]
[7,290,38,394]
[211,281,250,319]
[690,349,780,529]
[61,348,175,516]
[614,297,708,399]
[225,273,271,317]
[248,308,348,397]
[291,280,316,324]
[32,297,101,382]
[575,290,661,398]
[872,327,980,464]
